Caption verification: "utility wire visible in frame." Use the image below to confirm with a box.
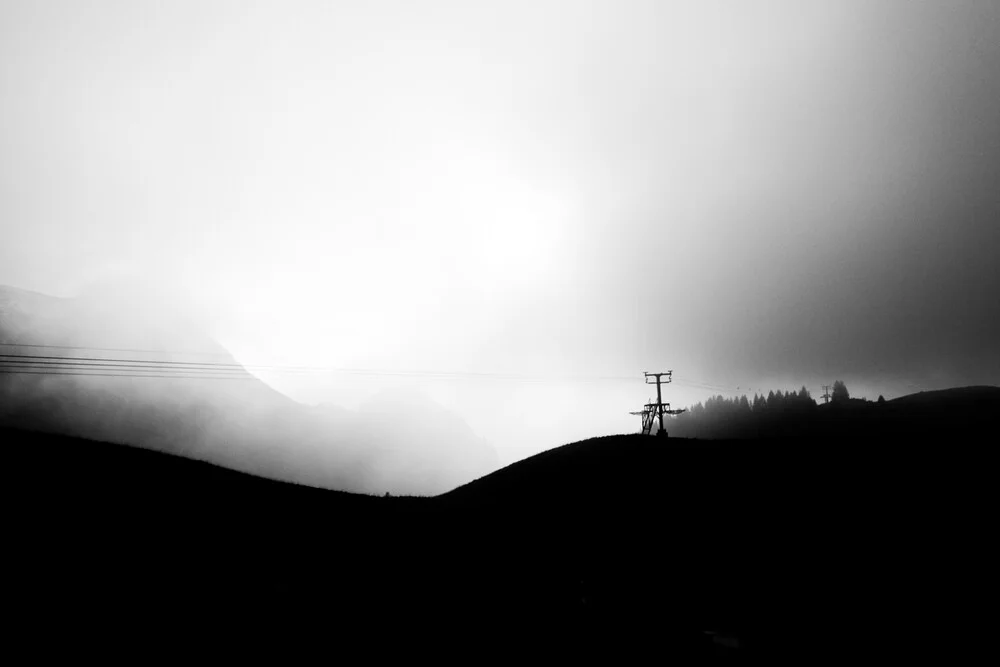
[0,369,255,381]
[0,358,251,372]
[0,351,640,383]
[0,357,550,381]
[0,364,249,377]
[0,353,249,369]
[0,345,750,389]
[0,344,636,380]
[672,377,743,392]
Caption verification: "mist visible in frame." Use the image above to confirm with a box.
[2,1,998,466]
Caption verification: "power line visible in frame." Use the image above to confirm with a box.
[672,377,745,393]
[0,345,637,380]
[0,352,254,380]
[0,365,637,383]
[0,364,249,377]
[0,353,251,370]
[0,351,643,383]
[0,369,255,381]
[0,357,250,372]
[0,344,757,390]
[0,352,459,376]
[672,378,733,391]
[0,359,571,382]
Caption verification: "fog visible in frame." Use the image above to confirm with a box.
[2,1,998,466]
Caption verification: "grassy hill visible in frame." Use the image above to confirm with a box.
[440,432,991,653]
[5,404,993,658]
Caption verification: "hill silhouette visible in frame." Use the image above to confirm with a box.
[665,384,1000,440]
[7,382,993,659]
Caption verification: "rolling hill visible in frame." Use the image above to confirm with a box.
[6,389,993,659]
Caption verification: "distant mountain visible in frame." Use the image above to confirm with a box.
[312,387,499,495]
[0,284,498,494]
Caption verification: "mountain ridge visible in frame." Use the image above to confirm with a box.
[0,283,498,494]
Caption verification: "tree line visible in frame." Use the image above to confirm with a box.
[662,380,858,439]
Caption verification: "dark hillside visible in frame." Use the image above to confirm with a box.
[440,429,992,657]
[885,385,1000,415]
[666,385,1000,440]
[6,422,992,658]
[815,385,999,441]
[4,428,441,649]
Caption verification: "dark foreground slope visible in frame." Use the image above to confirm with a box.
[5,423,992,659]
[442,431,992,658]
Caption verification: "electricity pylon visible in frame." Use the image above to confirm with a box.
[631,371,685,436]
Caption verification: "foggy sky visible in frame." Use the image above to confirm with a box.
[2,1,998,463]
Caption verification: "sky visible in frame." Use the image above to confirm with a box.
[2,0,998,464]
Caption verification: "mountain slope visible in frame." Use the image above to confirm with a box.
[436,392,995,656]
[6,414,991,659]
[0,283,498,493]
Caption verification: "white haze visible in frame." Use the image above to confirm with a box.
[2,1,998,465]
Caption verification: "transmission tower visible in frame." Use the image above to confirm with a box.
[821,385,832,404]
[630,371,685,437]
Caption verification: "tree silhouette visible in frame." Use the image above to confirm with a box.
[832,380,850,403]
